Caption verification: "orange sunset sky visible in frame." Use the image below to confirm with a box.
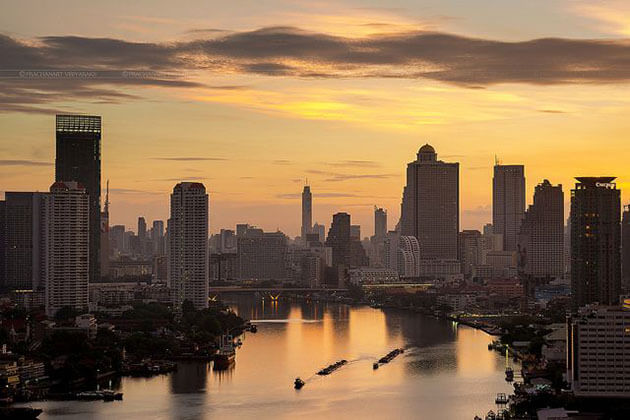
[2,0,630,237]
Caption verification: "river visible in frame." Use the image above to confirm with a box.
[29,295,515,419]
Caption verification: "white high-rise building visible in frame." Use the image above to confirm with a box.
[168,182,209,310]
[44,181,90,317]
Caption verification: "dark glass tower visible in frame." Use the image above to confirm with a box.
[55,114,101,283]
[622,205,630,291]
[326,212,351,268]
[570,177,621,309]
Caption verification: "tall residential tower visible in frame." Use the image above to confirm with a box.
[168,182,209,310]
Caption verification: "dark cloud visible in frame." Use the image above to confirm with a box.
[0,159,52,166]
[4,27,630,113]
[151,157,227,161]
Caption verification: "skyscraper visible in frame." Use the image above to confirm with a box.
[0,201,5,289]
[301,185,312,240]
[312,222,326,243]
[459,230,482,279]
[100,181,110,278]
[374,207,387,239]
[493,164,525,252]
[168,182,209,310]
[517,179,564,280]
[3,192,47,290]
[622,206,630,290]
[55,114,101,282]
[400,144,459,259]
[570,177,621,308]
[326,213,351,268]
[152,220,165,256]
[138,216,148,257]
[44,181,90,317]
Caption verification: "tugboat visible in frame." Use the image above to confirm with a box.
[214,335,236,370]
[294,377,305,389]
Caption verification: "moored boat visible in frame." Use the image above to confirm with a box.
[294,377,305,389]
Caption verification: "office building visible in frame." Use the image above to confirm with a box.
[400,144,459,259]
[567,302,630,397]
[152,220,165,256]
[313,222,326,243]
[301,185,312,240]
[168,182,209,310]
[3,192,47,290]
[570,177,621,308]
[493,164,525,252]
[459,230,483,279]
[55,114,101,282]
[326,213,351,268]
[237,226,288,280]
[517,180,564,280]
[623,206,630,291]
[374,207,387,240]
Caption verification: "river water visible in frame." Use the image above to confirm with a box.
[29,296,514,419]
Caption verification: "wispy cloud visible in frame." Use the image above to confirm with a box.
[328,160,380,168]
[151,157,227,161]
[150,176,208,181]
[0,159,52,166]
[277,192,362,199]
[305,168,395,182]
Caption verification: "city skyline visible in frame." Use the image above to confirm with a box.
[4,1,630,236]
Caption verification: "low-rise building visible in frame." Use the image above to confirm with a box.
[347,268,400,285]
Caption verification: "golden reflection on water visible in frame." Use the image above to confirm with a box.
[30,298,514,420]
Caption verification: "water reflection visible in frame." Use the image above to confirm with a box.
[30,296,514,420]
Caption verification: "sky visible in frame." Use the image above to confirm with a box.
[2,0,630,237]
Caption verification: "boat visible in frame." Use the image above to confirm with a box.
[373,362,379,370]
[316,359,348,375]
[75,389,123,401]
[236,338,243,346]
[485,410,496,420]
[495,393,508,404]
[250,325,258,333]
[505,367,514,381]
[377,348,404,364]
[214,336,236,370]
[294,377,305,389]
